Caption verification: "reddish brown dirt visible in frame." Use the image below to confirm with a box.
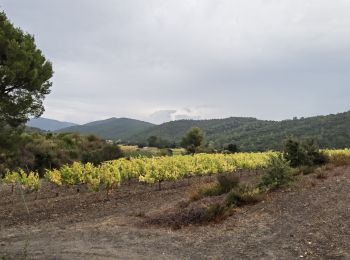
[0,166,349,259]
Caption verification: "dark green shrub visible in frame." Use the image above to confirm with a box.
[259,155,293,191]
[283,139,307,167]
[283,138,328,167]
[226,143,239,153]
[302,139,328,165]
[181,127,204,153]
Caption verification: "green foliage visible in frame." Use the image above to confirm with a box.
[2,171,19,184]
[3,169,40,191]
[181,127,204,153]
[19,169,41,191]
[147,136,158,147]
[259,155,293,191]
[283,138,328,167]
[44,161,121,195]
[0,11,53,127]
[0,132,123,177]
[129,111,350,151]
[226,143,239,153]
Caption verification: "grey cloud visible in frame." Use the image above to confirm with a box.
[1,0,350,123]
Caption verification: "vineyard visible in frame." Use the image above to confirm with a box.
[2,149,350,194]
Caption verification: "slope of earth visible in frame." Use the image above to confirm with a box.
[0,165,349,259]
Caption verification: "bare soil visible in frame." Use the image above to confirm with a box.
[0,166,349,259]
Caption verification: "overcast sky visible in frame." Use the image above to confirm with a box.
[1,0,350,124]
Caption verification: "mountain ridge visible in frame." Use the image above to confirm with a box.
[57,117,155,141]
[44,110,350,151]
[27,117,78,131]
[127,111,350,151]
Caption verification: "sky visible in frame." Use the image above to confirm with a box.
[1,0,350,124]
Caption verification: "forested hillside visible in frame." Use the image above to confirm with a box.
[129,111,350,151]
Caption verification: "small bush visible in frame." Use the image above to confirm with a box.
[259,155,293,191]
[216,174,240,193]
[203,203,226,222]
[188,174,239,201]
[316,171,327,179]
[314,166,330,180]
[159,148,173,156]
[202,184,263,222]
[225,184,263,207]
[188,183,222,201]
[297,165,316,175]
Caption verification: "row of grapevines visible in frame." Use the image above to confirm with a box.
[43,152,279,190]
[323,149,350,164]
[323,148,350,157]
[44,162,121,192]
[2,169,41,192]
[3,150,349,193]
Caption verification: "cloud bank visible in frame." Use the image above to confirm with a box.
[1,0,350,123]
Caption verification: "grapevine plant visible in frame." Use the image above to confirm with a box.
[3,149,348,194]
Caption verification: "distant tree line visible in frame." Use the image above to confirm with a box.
[128,112,350,152]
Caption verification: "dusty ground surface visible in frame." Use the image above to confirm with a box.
[0,166,349,259]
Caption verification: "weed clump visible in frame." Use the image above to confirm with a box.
[217,174,240,193]
[203,203,227,222]
[225,185,263,207]
[188,174,239,201]
[329,153,350,166]
[188,183,222,201]
[297,165,316,175]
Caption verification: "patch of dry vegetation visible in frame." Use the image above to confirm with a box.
[147,156,297,228]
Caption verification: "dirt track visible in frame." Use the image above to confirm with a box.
[0,166,349,259]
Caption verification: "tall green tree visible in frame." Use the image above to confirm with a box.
[181,127,204,153]
[0,11,53,127]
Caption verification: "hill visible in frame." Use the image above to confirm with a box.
[129,111,350,151]
[27,117,77,131]
[57,117,155,140]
